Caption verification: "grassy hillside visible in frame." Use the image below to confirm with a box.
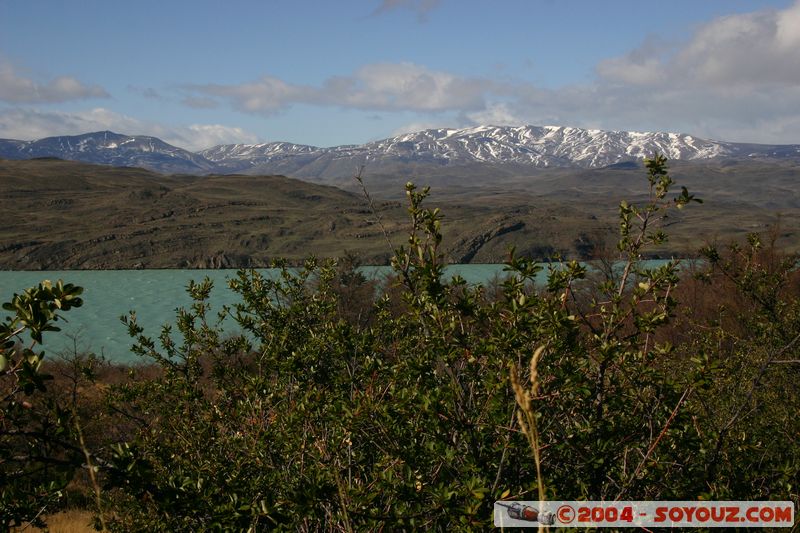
[1,158,798,269]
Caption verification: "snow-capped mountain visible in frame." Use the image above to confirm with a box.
[362,125,732,166]
[200,141,320,162]
[0,131,215,174]
[2,126,798,177]
[198,141,321,173]
[201,125,800,179]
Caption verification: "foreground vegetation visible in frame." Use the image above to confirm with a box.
[1,156,798,530]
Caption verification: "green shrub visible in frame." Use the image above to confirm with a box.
[0,280,84,529]
[12,155,787,531]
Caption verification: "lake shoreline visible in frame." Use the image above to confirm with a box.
[1,260,690,364]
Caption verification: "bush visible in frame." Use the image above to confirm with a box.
[7,155,799,530]
[97,156,717,531]
[0,280,85,529]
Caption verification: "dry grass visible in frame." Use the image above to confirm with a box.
[13,510,95,533]
[511,345,546,503]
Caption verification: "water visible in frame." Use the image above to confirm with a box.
[0,266,518,364]
[0,262,675,364]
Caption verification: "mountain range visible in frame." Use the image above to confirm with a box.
[1,125,799,179]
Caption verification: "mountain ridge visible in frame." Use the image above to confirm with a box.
[2,125,799,177]
[0,130,215,174]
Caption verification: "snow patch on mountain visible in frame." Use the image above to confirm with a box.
[201,125,740,173]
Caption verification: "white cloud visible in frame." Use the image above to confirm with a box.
[341,63,488,111]
[596,56,666,86]
[597,1,800,89]
[676,4,800,87]
[188,62,492,115]
[180,124,259,150]
[463,102,524,128]
[0,107,259,151]
[390,120,449,136]
[0,107,135,140]
[466,0,800,144]
[197,76,311,113]
[0,61,108,103]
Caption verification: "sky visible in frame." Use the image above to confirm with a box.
[1,0,799,150]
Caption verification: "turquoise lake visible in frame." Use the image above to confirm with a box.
[0,265,522,364]
[1,262,677,364]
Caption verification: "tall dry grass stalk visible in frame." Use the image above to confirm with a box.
[510,345,546,506]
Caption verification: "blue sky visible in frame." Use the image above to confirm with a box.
[1,0,798,150]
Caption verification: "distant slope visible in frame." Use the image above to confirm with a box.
[0,131,215,174]
[199,141,321,173]
[0,159,385,269]
[2,158,799,269]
